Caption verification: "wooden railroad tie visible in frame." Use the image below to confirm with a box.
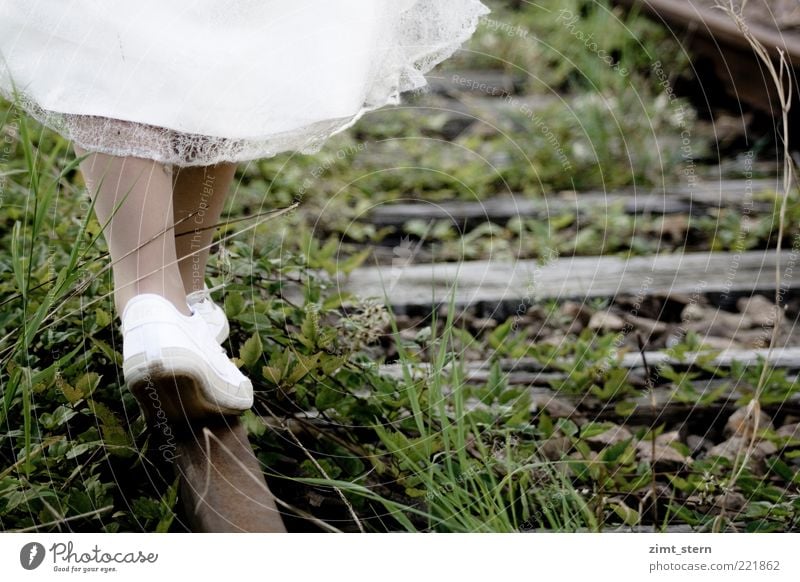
[340,249,796,310]
[379,347,800,425]
[366,179,777,228]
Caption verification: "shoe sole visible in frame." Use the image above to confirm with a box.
[124,347,251,423]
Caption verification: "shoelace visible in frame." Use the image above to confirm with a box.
[187,282,227,305]
[205,282,226,294]
[186,283,230,357]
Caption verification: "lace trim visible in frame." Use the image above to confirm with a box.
[2,0,489,166]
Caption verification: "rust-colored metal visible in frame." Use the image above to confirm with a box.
[175,419,287,533]
[616,0,800,62]
[614,0,800,116]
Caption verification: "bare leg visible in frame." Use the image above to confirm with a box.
[75,146,191,316]
[172,163,236,295]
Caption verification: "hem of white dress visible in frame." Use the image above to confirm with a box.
[4,0,491,166]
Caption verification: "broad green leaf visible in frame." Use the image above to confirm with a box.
[94,307,112,328]
[239,332,263,369]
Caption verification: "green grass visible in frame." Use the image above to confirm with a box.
[2,122,798,531]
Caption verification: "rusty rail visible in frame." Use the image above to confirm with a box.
[614,0,800,64]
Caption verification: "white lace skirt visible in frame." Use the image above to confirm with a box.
[0,0,489,166]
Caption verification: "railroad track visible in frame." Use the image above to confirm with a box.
[181,67,798,531]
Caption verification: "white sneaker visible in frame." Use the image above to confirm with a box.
[121,293,252,421]
[186,284,230,343]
